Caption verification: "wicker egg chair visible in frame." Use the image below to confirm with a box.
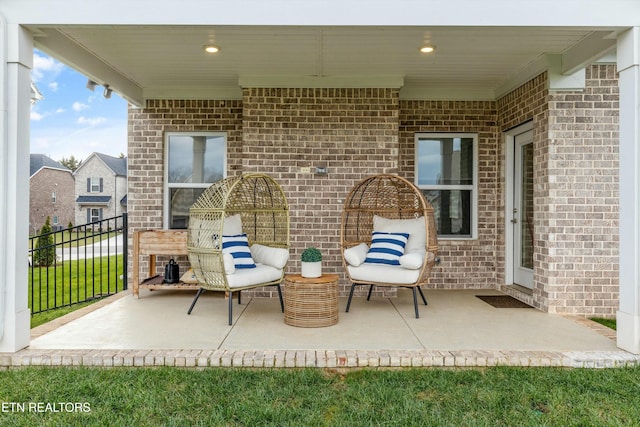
[341,174,438,318]
[186,173,290,325]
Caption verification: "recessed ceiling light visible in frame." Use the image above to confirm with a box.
[419,45,436,53]
[203,45,221,54]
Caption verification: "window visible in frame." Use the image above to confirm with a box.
[415,133,477,239]
[88,208,102,223]
[51,191,57,203]
[52,216,59,225]
[164,132,227,229]
[88,177,103,193]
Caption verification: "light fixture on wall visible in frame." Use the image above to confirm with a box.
[103,85,112,99]
[86,79,97,91]
[418,45,436,53]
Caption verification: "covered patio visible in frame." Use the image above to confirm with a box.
[2,0,640,358]
[5,289,635,369]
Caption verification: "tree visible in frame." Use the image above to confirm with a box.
[59,155,82,172]
[34,216,56,266]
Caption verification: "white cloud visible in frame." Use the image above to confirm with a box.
[48,82,59,92]
[31,111,45,121]
[72,102,89,112]
[77,116,107,126]
[30,118,127,161]
[55,108,65,114]
[31,53,65,83]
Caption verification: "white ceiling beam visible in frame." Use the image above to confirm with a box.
[399,87,496,101]
[239,75,404,89]
[3,0,640,27]
[561,31,618,75]
[33,29,143,106]
[144,86,242,101]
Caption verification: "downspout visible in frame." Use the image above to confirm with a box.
[0,12,9,340]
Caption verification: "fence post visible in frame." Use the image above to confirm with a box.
[122,212,128,290]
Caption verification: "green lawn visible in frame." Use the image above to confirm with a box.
[29,255,125,328]
[0,366,639,426]
[591,317,617,330]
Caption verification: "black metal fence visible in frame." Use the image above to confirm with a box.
[28,213,128,315]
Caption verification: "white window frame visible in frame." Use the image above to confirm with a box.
[414,132,478,240]
[163,132,227,229]
[89,208,101,223]
[51,191,57,203]
[90,177,101,193]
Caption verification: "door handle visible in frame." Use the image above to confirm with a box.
[511,218,518,224]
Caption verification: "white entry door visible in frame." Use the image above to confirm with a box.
[512,130,534,288]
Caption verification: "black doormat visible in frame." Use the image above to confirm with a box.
[476,295,534,309]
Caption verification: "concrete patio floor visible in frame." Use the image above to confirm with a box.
[3,288,639,369]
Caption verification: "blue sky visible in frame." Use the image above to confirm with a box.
[30,50,128,163]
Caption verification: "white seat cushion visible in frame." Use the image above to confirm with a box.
[344,243,369,267]
[250,244,289,269]
[226,263,283,289]
[347,263,420,285]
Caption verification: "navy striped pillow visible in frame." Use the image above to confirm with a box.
[222,234,256,269]
[364,231,409,266]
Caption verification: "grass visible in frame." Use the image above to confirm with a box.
[590,318,617,330]
[29,255,124,328]
[0,366,639,426]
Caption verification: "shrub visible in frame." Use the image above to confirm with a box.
[34,216,56,266]
[301,247,322,262]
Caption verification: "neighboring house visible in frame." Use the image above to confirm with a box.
[73,153,127,226]
[2,1,640,355]
[29,154,75,234]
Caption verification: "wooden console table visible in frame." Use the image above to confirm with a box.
[132,229,198,297]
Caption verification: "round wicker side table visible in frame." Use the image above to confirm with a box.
[284,274,339,327]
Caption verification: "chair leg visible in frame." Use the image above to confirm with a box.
[228,291,233,325]
[417,286,428,306]
[187,288,205,314]
[346,283,357,312]
[367,284,374,301]
[412,287,420,318]
[276,283,284,312]
[238,290,241,305]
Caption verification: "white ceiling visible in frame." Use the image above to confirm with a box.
[30,25,621,106]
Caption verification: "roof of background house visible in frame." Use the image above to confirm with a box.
[76,195,112,204]
[29,154,71,177]
[96,153,127,176]
[77,152,127,177]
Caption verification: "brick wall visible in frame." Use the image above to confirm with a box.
[242,88,399,296]
[29,169,75,234]
[543,64,619,316]
[127,100,243,277]
[399,101,500,289]
[127,68,619,316]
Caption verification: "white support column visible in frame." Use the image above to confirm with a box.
[0,19,32,352]
[617,27,640,354]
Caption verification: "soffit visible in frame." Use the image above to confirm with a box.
[30,25,619,105]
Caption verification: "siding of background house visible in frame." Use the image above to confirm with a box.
[127,64,619,317]
[74,153,127,226]
[29,167,75,234]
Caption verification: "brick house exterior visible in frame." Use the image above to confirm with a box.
[29,154,75,234]
[74,153,128,226]
[127,64,619,318]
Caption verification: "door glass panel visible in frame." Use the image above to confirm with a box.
[520,143,534,270]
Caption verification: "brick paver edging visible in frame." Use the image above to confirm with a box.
[2,349,639,370]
